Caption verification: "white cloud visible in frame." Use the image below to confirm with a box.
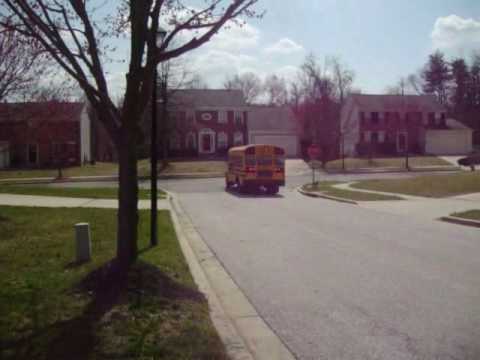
[187,49,261,86]
[431,15,480,54]
[264,38,304,55]
[205,22,260,52]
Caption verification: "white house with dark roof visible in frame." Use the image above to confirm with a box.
[340,94,473,156]
[247,106,300,157]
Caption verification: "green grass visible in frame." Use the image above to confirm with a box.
[0,185,166,200]
[0,206,227,359]
[162,160,227,174]
[352,171,480,198]
[451,210,480,221]
[0,160,152,180]
[325,156,452,171]
[302,181,403,201]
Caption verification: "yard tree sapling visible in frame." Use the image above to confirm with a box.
[1,0,261,268]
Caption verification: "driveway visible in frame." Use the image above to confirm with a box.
[165,178,480,360]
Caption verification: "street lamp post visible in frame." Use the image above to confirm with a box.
[151,29,167,247]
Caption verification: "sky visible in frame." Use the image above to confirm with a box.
[105,0,480,97]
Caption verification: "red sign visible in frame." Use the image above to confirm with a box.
[307,144,321,159]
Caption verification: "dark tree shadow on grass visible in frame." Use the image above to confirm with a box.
[2,260,204,360]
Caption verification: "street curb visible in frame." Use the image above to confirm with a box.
[324,166,459,175]
[296,186,358,205]
[439,216,480,228]
[167,193,296,360]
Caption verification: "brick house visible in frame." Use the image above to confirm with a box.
[340,94,473,156]
[0,102,91,168]
[159,89,249,157]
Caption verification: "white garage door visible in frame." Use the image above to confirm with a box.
[251,134,298,157]
[425,130,473,155]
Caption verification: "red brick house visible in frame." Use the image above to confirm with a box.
[162,89,249,157]
[341,94,473,156]
[0,102,91,168]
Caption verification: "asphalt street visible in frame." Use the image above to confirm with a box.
[165,176,480,360]
[47,172,480,359]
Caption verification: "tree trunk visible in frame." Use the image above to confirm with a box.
[117,125,139,267]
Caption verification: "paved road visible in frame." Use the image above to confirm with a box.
[163,177,480,360]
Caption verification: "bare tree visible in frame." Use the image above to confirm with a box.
[223,72,262,103]
[385,73,424,96]
[1,0,261,267]
[264,74,288,106]
[186,73,209,89]
[330,56,354,104]
[289,80,303,113]
[0,31,47,101]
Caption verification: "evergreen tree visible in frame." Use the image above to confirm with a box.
[467,54,480,109]
[422,51,451,105]
[450,58,469,113]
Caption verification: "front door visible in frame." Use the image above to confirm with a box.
[202,134,212,152]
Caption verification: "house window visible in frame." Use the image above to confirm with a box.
[200,112,213,121]
[169,133,181,150]
[218,111,227,124]
[186,110,195,124]
[233,131,243,146]
[359,112,365,126]
[371,132,379,143]
[27,144,38,164]
[371,112,379,125]
[185,132,196,150]
[364,131,371,142]
[428,112,435,126]
[218,132,228,149]
[378,131,385,143]
[234,111,243,126]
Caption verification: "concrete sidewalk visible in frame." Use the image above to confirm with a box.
[332,182,480,221]
[0,193,170,209]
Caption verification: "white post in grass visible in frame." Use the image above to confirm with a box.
[75,223,91,262]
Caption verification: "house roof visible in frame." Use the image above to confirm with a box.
[348,94,446,113]
[446,118,472,130]
[168,89,246,108]
[248,106,299,132]
[0,102,85,123]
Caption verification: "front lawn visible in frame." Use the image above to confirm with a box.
[352,172,480,197]
[0,206,226,359]
[0,160,151,180]
[0,185,166,200]
[302,181,403,201]
[451,210,480,221]
[325,156,451,171]
[162,160,227,174]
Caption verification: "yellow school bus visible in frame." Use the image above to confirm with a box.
[225,144,285,194]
